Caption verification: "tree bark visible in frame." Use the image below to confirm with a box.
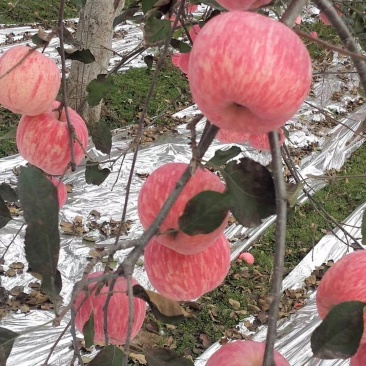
[68,0,125,126]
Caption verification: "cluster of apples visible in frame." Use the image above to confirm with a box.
[316,250,366,364]
[0,45,89,208]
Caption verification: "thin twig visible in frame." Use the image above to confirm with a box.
[0,223,25,260]
[262,131,288,366]
[58,0,76,171]
[312,0,366,93]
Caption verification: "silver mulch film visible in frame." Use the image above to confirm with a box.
[0,17,365,366]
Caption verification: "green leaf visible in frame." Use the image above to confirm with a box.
[17,166,62,297]
[0,183,18,202]
[88,345,124,366]
[90,122,112,155]
[179,191,228,235]
[113,8,142,27]
[286,182,304,208]
[145,348,194,366]
[144,17,171,46]
[83,312,95,349]
[206,146,242,169]
[362,209,366,245]
[87,74,116,107]
[85,162,110,186]
[31,34,48,47]
[133,285,186,324]
[0,327,19,366]
[221,157,276,227]
[170,39,191,53]
[311,301,366,359]
[0,196,12,229]
[56,48,95,64]
[142,0,157,14]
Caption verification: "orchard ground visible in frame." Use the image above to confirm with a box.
[0,1,366,362]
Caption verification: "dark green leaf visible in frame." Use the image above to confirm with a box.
[286,182,304,208]
[18,166,61,297]
[144,55,154,69]
[85,162,110,186]
[145,348,194,366]
[31,34,48,47]
[142,0,157,13]
[56,48,95,64]
[362,210,366,245]
[0,183,18,202]
[0,127,16,140]
[179,191,228,235]
[113,8,141,27]
[0,197,12,229]
[89,345,124,366]
[87,74,116,107]
[133,285,185,324]
[311,301,366,359]
[170,39,191,53]
[221,158,276,227]
[144,17,171,46]
[83,312,95,349]
[0,327,19,366]
[206,146,242,169]
[90,122,112,155]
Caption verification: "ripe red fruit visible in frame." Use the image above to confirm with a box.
[216,0,271,11]
[248,129,285,151]
[0,45,61,116]
[16,101,89,176]
[144,234,230,301]
[49,177,68,209]
[216,129,250,144]
[188,11,312,134]
[74,272,146,346]
[138,162,228,255]
[206,340,290,366]
[316,251,366,343]
[238,252,255,265]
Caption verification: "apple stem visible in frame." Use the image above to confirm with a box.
[312,0,366,94]
[262,131,288,366]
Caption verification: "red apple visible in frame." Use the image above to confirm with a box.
[137,162,228,255]
[248,129,285,151]
[351,343,366,366]
[0,45,61,116]
[49,177,68,209]
[206,340,290,366]
[316,251,366,343]
[144,234,230,301]
[74,272,146,346]
[216,0,272,11]
[16,101,89,176]
[216,128,250,144]
[188,11,312,134]
[238,252,255,265]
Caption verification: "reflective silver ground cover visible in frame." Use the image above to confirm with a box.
[0,17,365,366]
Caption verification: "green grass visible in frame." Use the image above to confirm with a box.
[0,0,79,25]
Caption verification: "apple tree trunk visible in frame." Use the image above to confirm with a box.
[68,0,125,126]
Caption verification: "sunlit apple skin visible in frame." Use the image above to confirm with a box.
[351,343,366,365]
[16,101,89,176]
[238,252,255,265]
[144,234,230,301]
[74,272,146,346]
[316,251,366,343]
[138,162,228,255]
[248,129,285,151]
[0,45,61,116]
[206,341,290,366]
[188,11,312,134]
[216,0,271,11]
[216,128,250,144]
[49,177,68,209]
